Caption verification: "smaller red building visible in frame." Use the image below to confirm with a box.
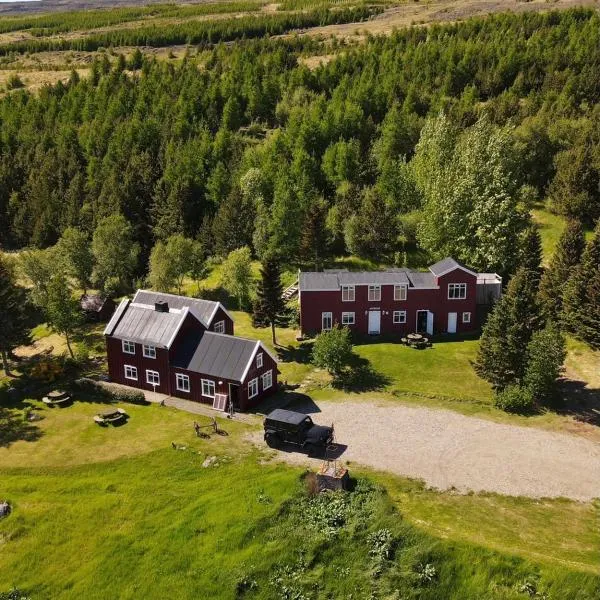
[104,290,278,411]
[298,258,501,337]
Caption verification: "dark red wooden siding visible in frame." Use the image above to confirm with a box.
[208,307,234,335]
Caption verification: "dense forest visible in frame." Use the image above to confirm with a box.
[0,8,599,279]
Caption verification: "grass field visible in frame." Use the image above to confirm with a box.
[1,399,599,599]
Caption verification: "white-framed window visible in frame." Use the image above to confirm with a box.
[248,377,259,399]
[146,370,160,386]
[201,379,215,398]
[143,344,156,359]
[393,310,407,324]
[124,365,137,380]
[322,312,332,331]
[122,340,135,354]
[368,285,381,301]
[261,369,273,390]
[394,285,407,301]
[213,320,225,334]
[462,312,471,324]
[176,373,190,392]
[256,353,263,369]
[448,283,467,300]
[341,312,355,325]
[341,285,355,302]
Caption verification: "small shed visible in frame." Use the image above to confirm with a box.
[80,294,116,322]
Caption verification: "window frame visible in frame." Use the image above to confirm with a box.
[462,311,472,324]
[122,340,135,355]
[201,379,216,399]
[248,377,259,399]
[256,352,263,369]
[394,284,407,301]
[142,344,156,359]
[321,312,333,331]
[341,285,355,302]
[393,310,407,324]
[176,373,190,393]
[146,369,160,386]
[124,365,137,381]
[368,285,381,302]
[341,312,355,325]
[213,320,225,334]
[448,283,467,300]
[261,369,273,390]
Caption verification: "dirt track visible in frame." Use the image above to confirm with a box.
[263,400,600,501]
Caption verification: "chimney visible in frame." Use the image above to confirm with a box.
[155,301,169,313]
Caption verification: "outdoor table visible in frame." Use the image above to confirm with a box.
[407,333,423,342]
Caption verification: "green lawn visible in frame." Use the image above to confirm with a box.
[1,400,599,599]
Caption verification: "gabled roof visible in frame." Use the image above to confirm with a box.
[299,270,410,292]
[80,294,113,312]
[133,290,229,328]
[429,257,476,278]
[177,332,276,383]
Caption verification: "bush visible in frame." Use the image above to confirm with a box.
[312,325,354,378]
[494,385,534,413]
[73,378,147,404]
[6,73,24,90]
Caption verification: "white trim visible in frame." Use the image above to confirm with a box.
[206,301,234,329]
[146,369,160,386]
[368,285,381,301]
[143,344,156,359]
[321,312,333,331]
[462,311,472,324]
[201,378,216,399]
[104,298,129,336]
[394,284,407,301]
[239,341,261,384]
[261,369,273,390]
[256,352,263,369]
[124,365,137,380]
[341,285,355,302]
[122,340,135,354]
[448,283,467,300]
[416,309,429,333]
[430,264,477,278]
[176,373,190,392]
[213,320,225,334]
[248,377,259,399]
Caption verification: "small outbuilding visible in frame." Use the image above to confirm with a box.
[80,294,116,322]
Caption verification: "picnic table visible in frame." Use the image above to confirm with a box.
[94,408,127,425]
[402,333,431,349]
[42,390,72,407]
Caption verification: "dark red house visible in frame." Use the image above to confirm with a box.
[298,258,501,337]
[104,290,277,411]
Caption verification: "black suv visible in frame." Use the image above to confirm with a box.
[263,409,334,455]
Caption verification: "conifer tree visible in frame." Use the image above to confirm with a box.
[519,224,543,288]
[255,255,285,346]
[539,219,585,317]
[474,268,542,390]
[300,197,330,271]
[563,222,600,348]
[0,257,30,376]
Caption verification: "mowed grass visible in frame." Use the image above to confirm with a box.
[1,400,600,599]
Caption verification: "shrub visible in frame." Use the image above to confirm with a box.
[312,325,353,378]
[6,73,24,90]
[416,562,437,584]
[494,385,534,413]
[73,378,147,404]
[368,528,394,560]
[0,589,31,600]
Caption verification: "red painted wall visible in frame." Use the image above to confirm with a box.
[208,307,234,335]
[300,268,478,336]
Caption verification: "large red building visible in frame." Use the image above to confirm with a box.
[104,290,278,411]
[298,258,501,337]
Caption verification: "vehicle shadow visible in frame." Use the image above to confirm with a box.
[274,440,347,460]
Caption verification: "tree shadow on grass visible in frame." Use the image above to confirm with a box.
[556,379,600,426]
[332,355,391,393]
[276,342,313,365]
[0,405,43,447]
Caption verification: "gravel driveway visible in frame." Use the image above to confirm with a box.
[264,401,600,501]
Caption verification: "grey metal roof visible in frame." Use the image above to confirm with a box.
[182,332,260,382]
[429,257,475,277]
[133,290,221,327]
[104,298,130,336]
[406,271,438,289]
[109,303,188,348]
[299,270,409,292]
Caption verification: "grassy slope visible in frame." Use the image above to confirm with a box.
[1,400,599,600]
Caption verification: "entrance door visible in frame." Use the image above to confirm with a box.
[416,310,428,333]
[228,383,239,410]
[322,312,332,331]
[447,312,457,334]
[368,310,381,335]
[426,311,434,336]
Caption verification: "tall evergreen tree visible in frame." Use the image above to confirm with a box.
[0,257,30,375]
[563,221,600,348]
[300,197,330,271]
[519,224,543,288]
[539,219,586,318]
[255,255,285,345]
[474,268,542,390]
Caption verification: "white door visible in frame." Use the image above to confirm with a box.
[426,311,434,336]
[368,310,381,335]
[322,312,332,331]
[447,312,457,334]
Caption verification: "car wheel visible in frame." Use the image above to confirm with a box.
[265,432,279,448]
[305,443,317,457]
